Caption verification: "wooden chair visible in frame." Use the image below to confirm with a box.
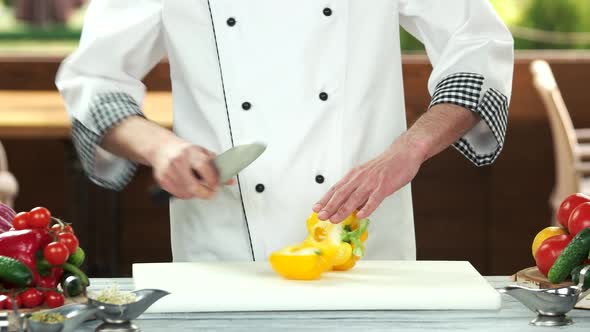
[0,141,18,208]
[530,60,590,223]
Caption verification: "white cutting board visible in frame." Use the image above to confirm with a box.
[132,260,501,312]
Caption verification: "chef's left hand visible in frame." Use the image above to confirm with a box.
[313,137,425,223]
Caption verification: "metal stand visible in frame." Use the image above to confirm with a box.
[95,321,140,332]
[530,314,573,327]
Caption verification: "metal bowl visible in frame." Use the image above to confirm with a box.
[88,289,169,323]
[25,304,98,332]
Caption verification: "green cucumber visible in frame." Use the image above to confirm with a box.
[548,228,590,283]
[62,262,89,287]
[61,275,84,297]
[571,264,590,290]
[0,255,33,287]
[67,247,85,267]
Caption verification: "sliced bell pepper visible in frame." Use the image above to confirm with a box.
[269,244,326,280]
[304,218,352,267]
[270,212,370,279]
[332,243,364,271]
[302,212,369,272]
[332,215,369,271]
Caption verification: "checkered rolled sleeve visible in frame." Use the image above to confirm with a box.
[429,72,509,166]
[71,92,145,190]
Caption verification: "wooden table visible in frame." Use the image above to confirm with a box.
[0,90,173,138]
[78,277,590,331]
[0,90,173,276]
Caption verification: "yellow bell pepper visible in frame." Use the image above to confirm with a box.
[331,214,369,271]
[332,243,364,271]
[304,218,351,267]
[304,211,369,268]
[269,244,326,280]
[270,211,370,280]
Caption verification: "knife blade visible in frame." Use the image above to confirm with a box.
[150,142,267,203]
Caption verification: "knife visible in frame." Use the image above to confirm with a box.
[150,142,267,203]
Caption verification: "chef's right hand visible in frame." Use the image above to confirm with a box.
[150,137,229,199]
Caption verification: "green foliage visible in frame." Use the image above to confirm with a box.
[515,0,590,49]
[400,0,590,51]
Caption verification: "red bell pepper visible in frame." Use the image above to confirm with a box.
[0,229,52,285]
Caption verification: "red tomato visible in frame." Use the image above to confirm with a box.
[12,212,30,230]
[21,288,44,308]
[568,202,590,237]
[50,223,62,233]
[57,232,79,254]
[45,291,65,308]
[37,277,56,290]
[44,242,69,266]
[63,224,74,234]
[29,207,51,229]
[4,293,22,309]
[535,234,573,276]
[50,223,74,234]
[0,293,7,309]
[557,193,590,228]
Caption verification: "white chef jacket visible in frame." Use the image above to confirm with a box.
[56,0,514,262]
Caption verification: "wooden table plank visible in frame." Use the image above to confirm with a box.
[0,91,173,139]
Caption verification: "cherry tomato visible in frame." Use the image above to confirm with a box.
[37,277,57,290]
[12,212,30,230]
[29,207,51,229]
[0,293,7,309]
[58,232,79,254]
[44,291,65,308]
[568,202,590,237]
[4,293,22,309]
[557,193,590,228]
[44,242,69,266]
[50,223,74,234]
[535,234,573,276]
[63,224,74,233]
[50,223,62,233]
[21,288,44,308]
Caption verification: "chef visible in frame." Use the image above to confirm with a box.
[56,0,514,262]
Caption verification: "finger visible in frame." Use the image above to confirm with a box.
[170,156,209,195]
[329,187,371,223]
[199,147,216,158]
[314,167,362,212]
[313,185,338,213]
[317,184,357,221]
[190,151,219,188]
[158,175,193,199]
[191,182,217,199]
[167,155,216,199]
[224,178,237,186]
[357,190,386,219]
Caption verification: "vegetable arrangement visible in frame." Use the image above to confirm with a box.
[532,193,590,285]
[0,203,88,310]
[270,211,369,280]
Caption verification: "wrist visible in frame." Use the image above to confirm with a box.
[389,132,431,164]
[144,131,186,166]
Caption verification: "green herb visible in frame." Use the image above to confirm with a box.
[92,285,137,305]
[29,312,65,324]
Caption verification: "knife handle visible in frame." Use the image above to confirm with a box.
[149,170,203,204]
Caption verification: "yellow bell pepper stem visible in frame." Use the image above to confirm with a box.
[341,219,370,257]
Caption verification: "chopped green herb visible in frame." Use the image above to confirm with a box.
[29,312,65,324]
[92,285,137,305]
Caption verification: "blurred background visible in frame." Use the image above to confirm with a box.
[0,0,589,277]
